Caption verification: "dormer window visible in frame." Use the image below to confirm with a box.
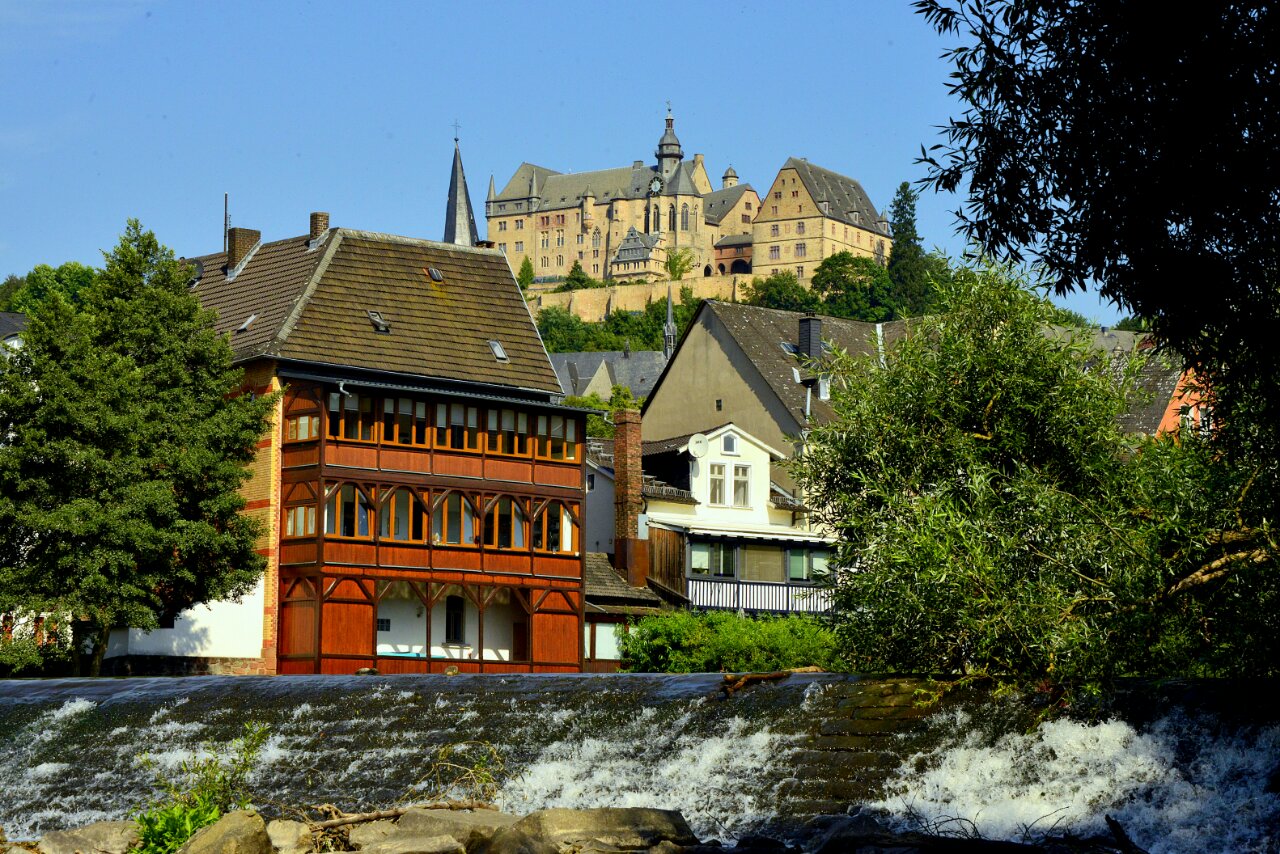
[722,433,739,455]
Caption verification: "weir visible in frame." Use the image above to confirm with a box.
[1,674,1277,853]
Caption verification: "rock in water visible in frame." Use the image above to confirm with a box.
[265,820,312,854]
[359,836,465,854]
[510,808,699,850]
[177,811,271,854]
[37,821,139,854]
[396,809,519,850]
[349,820,399,849]
[475,827,557,854]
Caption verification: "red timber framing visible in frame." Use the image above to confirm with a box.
[275,379,587,674]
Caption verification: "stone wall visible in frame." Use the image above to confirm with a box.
[530,275,749,323]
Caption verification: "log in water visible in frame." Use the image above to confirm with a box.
[0,674,1276,853]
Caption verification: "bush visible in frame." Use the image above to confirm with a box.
[134,722,268,854]
[618,610,845,673]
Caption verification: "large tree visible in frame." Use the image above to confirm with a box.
[811,251,895,322]
[915,1,1280,478]
[885,181,933,316]
[743,271,819,314]
[791,264,1279,691]
[0,221,275,675]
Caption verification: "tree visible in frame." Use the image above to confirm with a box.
[9,262,96,314]
[558,260,603,292]
[0,221,276,675]
[791,263,1279,692]
[915,1,1280,486]
[565,385,643,438]
[663,248,694,282]
[742,271,818,314]
[811,252,895,322]
[516,256,535,291]
[0,275,24,312]
[885,182,934,316]
[618,610,845,673]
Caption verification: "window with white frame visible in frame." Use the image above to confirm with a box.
[733,465,750,507]
[722,433,739,455]
[690,541,736,578]
[709,463,726,505]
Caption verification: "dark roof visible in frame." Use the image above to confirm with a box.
[444,142,480,246]
[1118,355,1184,435]
[584,552,665,611]
[702,184,754,226]
[613,227,662,263]
[550,350,668,399]
[714,233,753,249]
[641,424,733,457]
[784,157,888,234]
[191,229,561,395]
[0,312,26,339]
[701,302,907,424]
[494,162,561,201]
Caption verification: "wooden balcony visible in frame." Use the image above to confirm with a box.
[686,576,832,614]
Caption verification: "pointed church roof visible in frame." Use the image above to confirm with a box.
[444,141,480,247]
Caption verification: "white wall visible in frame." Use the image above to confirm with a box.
[105,577,266,659]
[376,595,427,657]
[687,428,776,527]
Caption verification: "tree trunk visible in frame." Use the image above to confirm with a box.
[87,621,110,677]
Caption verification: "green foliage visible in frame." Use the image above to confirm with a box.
[618,610,845,673]
[557,261,605,292]
[517,257,535,290]
[1114,315,1150,332]
[791,262,1278,692]
[743,271,818,313]
[135,722,268,854]
[538,286,700,353]
[9,262,96,313]
[663,248,694,282]
[565,385,643,438]
[0,221,277,674]
[0,275,25,312]
[915,1,1280,518]
[1047,305,1093,328]
[811,252,896,322]
[885,182,934,316]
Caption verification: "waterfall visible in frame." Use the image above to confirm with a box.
[0,674,1276,853]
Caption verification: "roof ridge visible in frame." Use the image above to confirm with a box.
[267,229,347,356]
[334,228,503,257]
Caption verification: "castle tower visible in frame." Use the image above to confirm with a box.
[722,165,739,189]
[443,139,479,247]
[655,108,684,181]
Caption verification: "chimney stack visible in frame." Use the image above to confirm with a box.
[226,227,260,269]
[613,408,649,588]
[799,313,823,360]
[310,211,330,239]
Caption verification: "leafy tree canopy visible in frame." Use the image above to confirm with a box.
[556,260,605,292]
[3,262,96,314]
[618,610,846,673]
[0,275,25,312]
[516,256,535,290]
[0,221,276,675]
[916,0,1280,488]
[743,271,818,314]
[811,252,896,322]
[565,385,643,438]
[792,263,1279,694]
[663,248,694,282]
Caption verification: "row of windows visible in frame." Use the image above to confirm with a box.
[690,543,831,582]
[285,484,580,554]
[769,222,807,237]
[285,394,580,461]
[766,243,808,260]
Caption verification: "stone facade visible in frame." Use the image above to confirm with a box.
[486,112,758,284]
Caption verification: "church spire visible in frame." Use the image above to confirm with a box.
[663,285,678,360]
[443,138,479,247]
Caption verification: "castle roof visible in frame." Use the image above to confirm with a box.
[702,184,755,226]
[783,157,889,235]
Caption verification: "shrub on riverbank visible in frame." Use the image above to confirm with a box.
[617,610,845,673]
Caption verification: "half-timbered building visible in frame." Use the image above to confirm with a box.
[109,212,589,675]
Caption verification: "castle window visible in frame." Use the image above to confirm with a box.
[769,246,780,260]
[796,222,805,235]
[592,229,601,248]
[498,221,507,232]
[770,224,780,237]
[515,241,524,252]
[796,266,804,278]
[795,243,807,258]
[774,191,782,199]
[772,206,778,215]
[681,204,689,230]
[742,214,750,224]
[556,230,564,247]
[669,204,676,231]
[576,233,584,245]
[515,219,524,229]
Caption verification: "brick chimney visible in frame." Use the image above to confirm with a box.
[799,313,823,359]
[309,211,330,239]
[226,227,260,269]
[613,408,649,588]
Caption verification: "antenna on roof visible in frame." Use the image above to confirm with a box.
[223,192,229,254]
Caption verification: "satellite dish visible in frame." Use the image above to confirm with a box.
[688,433,709,459]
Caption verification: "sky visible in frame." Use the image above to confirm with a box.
[0,0,1124,323]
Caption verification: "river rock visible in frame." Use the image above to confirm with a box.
[350,820,399,849]
[396,809,520,849]
[38,820,139,854]
[360,836,465,854]
[475,827,558,854]
[510,809,698,850]
[266,820,312,854]
[178,811,272,854]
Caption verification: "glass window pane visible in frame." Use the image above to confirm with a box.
[690,542,710,572]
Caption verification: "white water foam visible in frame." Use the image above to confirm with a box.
[500,714,793,842]
[872,710,1280,853]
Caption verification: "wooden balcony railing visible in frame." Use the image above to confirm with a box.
[686,576,832,614]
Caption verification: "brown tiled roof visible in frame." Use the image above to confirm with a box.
[641,424,733,456]
[1118,353,1185,436]
[583,552,665,610]
[703,302,909,424]
[190,229,561,395]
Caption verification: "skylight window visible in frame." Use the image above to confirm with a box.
[488,340,509,362]
[426,267,445,282]
[367,310,391,333]
[235,313,257,333]
[780,341,800,356]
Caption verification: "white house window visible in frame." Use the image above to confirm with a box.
[722,433,739,455]
[709,463,726,505]
[690,541,736,578]
[733,465,750,507]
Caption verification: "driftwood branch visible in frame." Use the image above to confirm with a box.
[719,666,824,698]
[307,800,496,830]
[1164,548,1270,598]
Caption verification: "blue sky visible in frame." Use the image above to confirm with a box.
[0,0,1123,323]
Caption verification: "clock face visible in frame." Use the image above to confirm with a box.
[649,177,663,194]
